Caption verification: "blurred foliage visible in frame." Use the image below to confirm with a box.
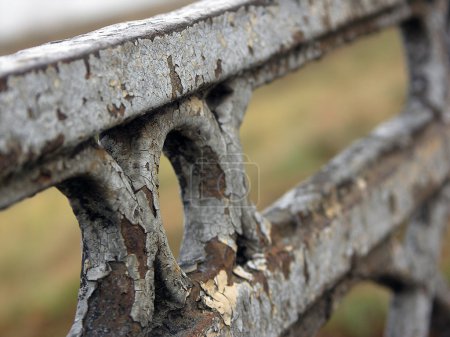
[319,283,390,337]
[2,27,445,337]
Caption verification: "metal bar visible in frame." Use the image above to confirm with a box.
[384,187,450,337]
[1,0,449,335]
[0,0,419,179]
[2,87,449,336]
[386,290,432,337]
[149,108,450,335]
[431,275,450,336]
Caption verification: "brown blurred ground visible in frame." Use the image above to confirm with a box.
[1,7,447,337]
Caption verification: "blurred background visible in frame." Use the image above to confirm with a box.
[0,1,449,337]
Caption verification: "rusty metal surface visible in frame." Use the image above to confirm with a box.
[1,0,450,336]
[0,0,417,180]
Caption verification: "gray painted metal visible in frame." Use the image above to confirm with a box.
[1,0,450,336]
[0,0,414,179]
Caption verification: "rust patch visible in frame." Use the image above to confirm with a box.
[121,218,147,279]
[32,168,52,185]
[107,103,126,118]
[182,240,238,331]
[214,59,223,79]
[83,56,91,79]
[336,179,363,209]
[42,134,65,155]
[182,312,219,336]
[27,108,36,119]
[139,186,157,218]
[124,93,134,102]
[0,77,7,92]
[388,193,397,214]
[321,2,332,30]
[292,30,305,45]
[412,180,441,208]
[0,144,22,172]
[196,157,226,200]
[303,257,310,284]
[194,238,236,283]
[199,165,226,198]
[92,146,109,162]
[56,108,67,121]
[150,303,218,337]
[265,246,294,279]
[121,83,134,102]
[167,55,183,98]
[195,74,202,86]
[83,262,142,336]
[252,270,269,294]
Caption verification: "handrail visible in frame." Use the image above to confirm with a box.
[0,0,417,181]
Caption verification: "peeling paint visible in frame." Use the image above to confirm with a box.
[167,55,183,98]
[0,0,448,336]
[0,0,416,180]
[233,265,253,281]
[200,270,238,326]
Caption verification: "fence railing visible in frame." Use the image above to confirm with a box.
[1,0,450,336]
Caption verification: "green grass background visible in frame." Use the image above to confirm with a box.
[1,28,448,337]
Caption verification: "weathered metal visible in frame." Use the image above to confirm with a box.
[0,0,420,180]
[1,0,450,336]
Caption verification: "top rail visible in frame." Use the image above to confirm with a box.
[0,0,417,181]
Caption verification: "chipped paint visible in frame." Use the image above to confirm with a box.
[233,265,253,281]
[200,270,238,326]
[0,0,449,336]
[0,0,416,180]
[246,255,267,272]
